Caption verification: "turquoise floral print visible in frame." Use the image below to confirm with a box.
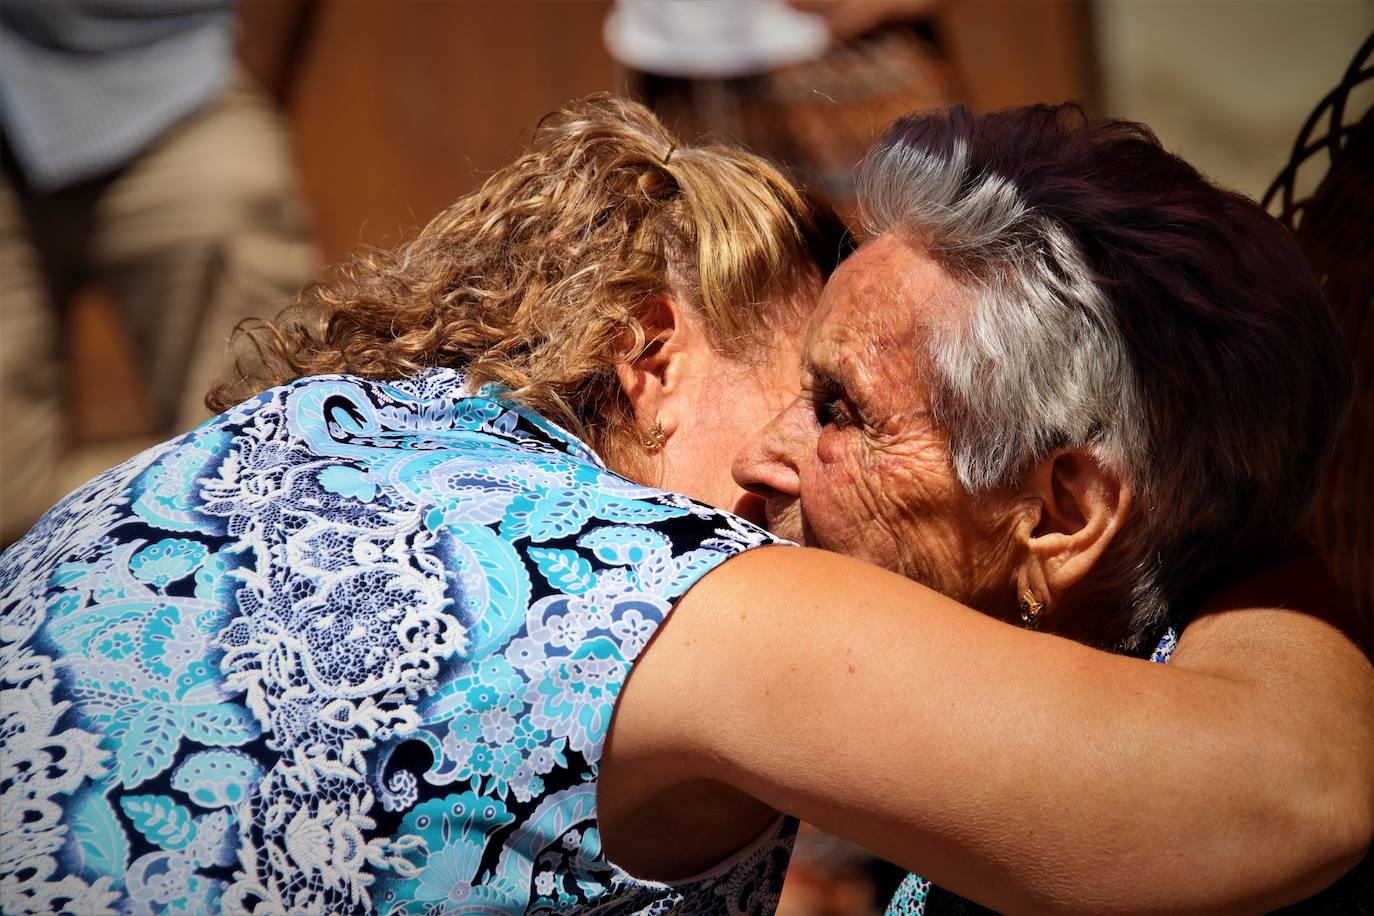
[0,368,793,915]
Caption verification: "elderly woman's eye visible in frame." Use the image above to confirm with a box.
[816,394,855,428]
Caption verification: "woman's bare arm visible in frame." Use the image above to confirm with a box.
[609,546,1372,914]
[1163,549,1372,903]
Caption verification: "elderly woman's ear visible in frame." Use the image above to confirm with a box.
[1013,450,1133,629]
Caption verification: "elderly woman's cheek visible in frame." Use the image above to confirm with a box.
[803,438,873,551]
[814,425,847,466]
[853,443,968,575]
[828,444,920,567]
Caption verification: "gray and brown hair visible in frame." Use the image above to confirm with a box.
[858,103,1352,651]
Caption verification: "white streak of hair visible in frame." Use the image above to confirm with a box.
[857,135,1165,649]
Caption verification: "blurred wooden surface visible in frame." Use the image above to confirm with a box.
[280,0,1094,263]
[288,0,616,262]
[937,0,1098,111]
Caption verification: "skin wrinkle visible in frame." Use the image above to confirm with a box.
[738,235,1030,618]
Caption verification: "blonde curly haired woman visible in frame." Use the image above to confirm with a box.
[0,95,1366,915]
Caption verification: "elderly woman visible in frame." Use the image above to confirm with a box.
[734,104,1370,911]
[0,96,1367,915]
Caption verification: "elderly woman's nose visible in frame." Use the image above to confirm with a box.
[732,398,806,498]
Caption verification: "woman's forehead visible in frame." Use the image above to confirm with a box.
[805,236,970,397]
[810,243,895,341]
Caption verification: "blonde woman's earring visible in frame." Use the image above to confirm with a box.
[1019,588,1044,628]
[642,420,666,450]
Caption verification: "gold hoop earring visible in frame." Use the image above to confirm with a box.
[641,420,666,451]
[1018,588,1044,628]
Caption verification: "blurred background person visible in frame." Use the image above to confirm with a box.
[0,0,318,545]
[606,0,957,222]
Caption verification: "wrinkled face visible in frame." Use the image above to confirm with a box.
[733,235,1023,612]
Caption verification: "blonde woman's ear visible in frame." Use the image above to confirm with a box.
[615,294,692,438]
[614,355,663,434]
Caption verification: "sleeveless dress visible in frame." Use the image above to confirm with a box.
[0,368,796,915]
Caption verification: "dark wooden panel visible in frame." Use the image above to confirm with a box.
[288,0,616,261]
[937,0,1098,112]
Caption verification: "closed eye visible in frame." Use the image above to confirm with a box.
[812,381,856,429]
[821,397,854,428]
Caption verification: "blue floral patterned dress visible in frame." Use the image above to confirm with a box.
[0,368,795,915]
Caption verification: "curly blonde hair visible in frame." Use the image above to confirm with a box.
[211,94,841,471]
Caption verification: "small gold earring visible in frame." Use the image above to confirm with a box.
[1019,588,1044,628]
[641,419,666,451]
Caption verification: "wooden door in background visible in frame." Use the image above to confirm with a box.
[287,0,616,262]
